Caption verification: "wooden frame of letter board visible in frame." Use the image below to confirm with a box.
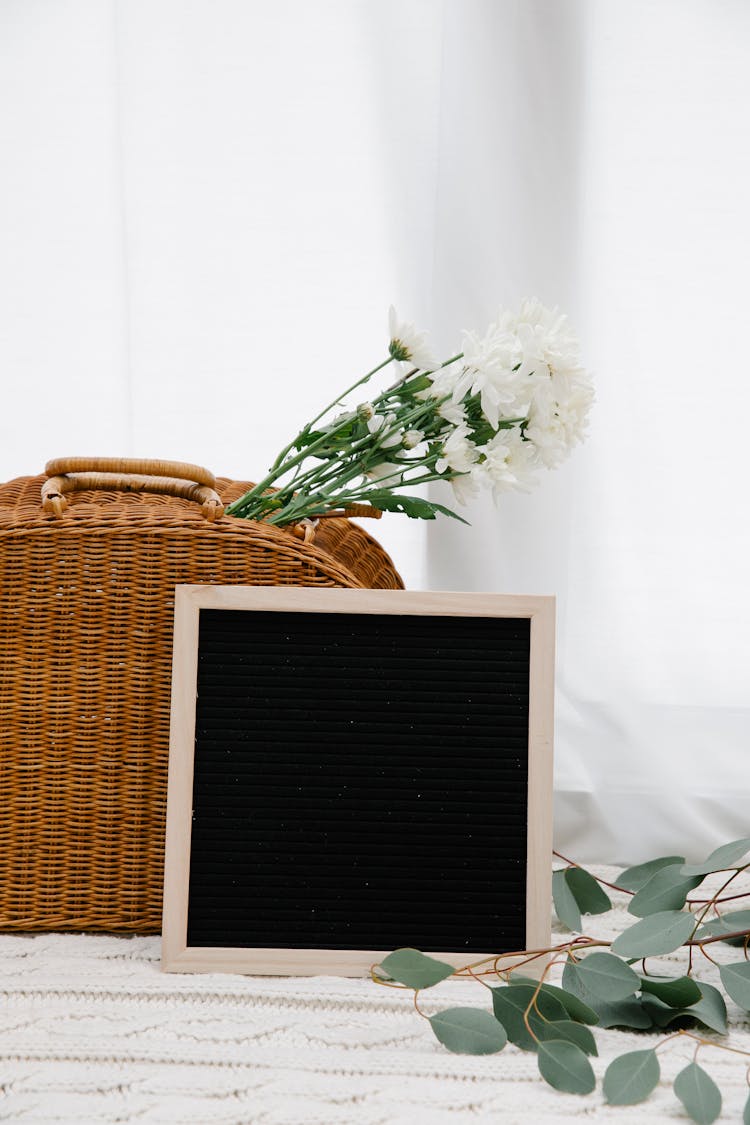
[162,585,555,977]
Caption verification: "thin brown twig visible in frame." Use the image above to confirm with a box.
[687,868,744,973]
[553,851,635,895]
[687,928,750,947]
[698,942,720,968]
[522,956,563,1043]
[454,938,606,977]
[687,890,750,907]
[465,964,493,991]
[413,990,427,1019]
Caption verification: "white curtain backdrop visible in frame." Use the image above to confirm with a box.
[1,0,748,864]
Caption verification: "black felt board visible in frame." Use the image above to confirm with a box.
[186,608,531,953]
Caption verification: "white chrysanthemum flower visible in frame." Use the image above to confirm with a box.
[435,397,466,426]
[402,429,424,450]
[435,423,479,475]
[388,306,438,371]
[367,411,402,449]
[525,375,594,467]
[450,468,481,505]
[365,461,403,482]
[327,409,355,429]
[513,298,585,382]
[477,428,540,498]
[357,401,375,421]
[450,324,525,429]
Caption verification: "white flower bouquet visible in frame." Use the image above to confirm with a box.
[226,299,594,527]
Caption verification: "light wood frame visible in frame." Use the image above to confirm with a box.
[162,586,555,977]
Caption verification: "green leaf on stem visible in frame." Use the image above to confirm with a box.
[611,910,695,958]
[628,864,703,917]
[428,1008,507,1055]
[690,981,728,1034]
[491,984,568,1051]
[641,981,728,1034]
[562,959,653,1029]
[617,855,686,893]
[718,961,750,1010]
[593,998,654,1030]
[512,977,600,1025]
[680,837,750,877]
[565,866,612,915]
[641,995,702,1030]
[534,1019,598,1056]
[363,491,469,524]
[603,1049,660,1106]
[573,952,640,1001]
[377,948,454,990]
[552,868,581,931]
[639,975,701,1007]
[537,1040,596,1095]
[291,428,329,451]
[396,374,433,395]
[673,1062,722,1124]
[695,909,750,945]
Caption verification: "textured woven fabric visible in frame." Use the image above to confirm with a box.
[1,868,749,1123]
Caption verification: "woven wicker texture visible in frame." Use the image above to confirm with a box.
[0,470,403,934]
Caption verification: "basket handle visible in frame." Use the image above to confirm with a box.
[42,457,225,522]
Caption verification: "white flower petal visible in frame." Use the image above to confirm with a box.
[388,306,438,370]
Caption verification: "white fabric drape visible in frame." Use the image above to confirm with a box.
[1,0,748,863]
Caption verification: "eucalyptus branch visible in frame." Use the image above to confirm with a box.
[371,838,750,1117]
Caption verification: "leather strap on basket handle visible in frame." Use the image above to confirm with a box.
[42,458,224,522]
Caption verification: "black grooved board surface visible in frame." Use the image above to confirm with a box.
[187,609,531,952]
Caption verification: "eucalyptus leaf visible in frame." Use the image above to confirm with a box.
[574,952,640,1001]
[591,997,654,1030]
[552,868,581,931]
[617,855,686,893]
[611,910,695,958]
[562,958,653,1029]
[628,864,703,918]
[491,985,568,1051]
[690,981,728,1034]
[718,961,750,1010]
[566,866,611,915]
[695,909,750,946]
[603,1049,660,1106]
[534,1019,597,1056]
[537,1040,596,1095]
[513,976,600,1025]
[429,1007,507,1055]
[378,948,454,990]
[673,1062,722,1125]
[641,994,703,1030]
[680,837,750,878]
[639,974,701,1007]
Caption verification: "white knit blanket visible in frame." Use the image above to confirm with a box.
[1,868,749,1124]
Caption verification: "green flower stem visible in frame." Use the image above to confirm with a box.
[226,413,367,515]
[232,396,444,521]
[264,471,453,525]
[305,355,395,430]
[376,352,464,402]
[226,354,467,524]
[266,355,395,474]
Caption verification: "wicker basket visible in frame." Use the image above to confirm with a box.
[0,458,403,933]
